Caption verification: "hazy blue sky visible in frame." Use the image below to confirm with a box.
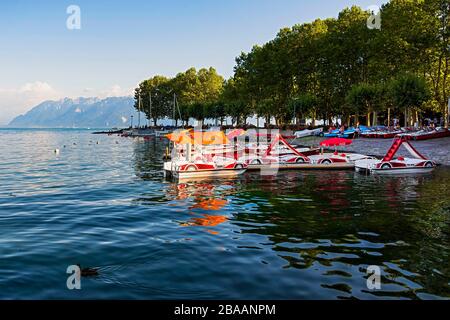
[0,0,386,124]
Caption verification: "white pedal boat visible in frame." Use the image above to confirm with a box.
[355,137,436,174]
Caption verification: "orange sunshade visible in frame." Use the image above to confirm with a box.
[166,130,193,144]
[167,130,230,145]
[226,129,246,139]
[193,131,230,145]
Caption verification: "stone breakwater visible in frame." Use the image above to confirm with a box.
[297,136,450,166]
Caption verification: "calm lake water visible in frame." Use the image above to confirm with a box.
[0,128,449,300]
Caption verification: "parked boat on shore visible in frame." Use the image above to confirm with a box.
[294,128,323,138]
[396,127,450,141]
[359,126,405,139]
[323,128,356,138]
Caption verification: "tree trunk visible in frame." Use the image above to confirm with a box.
[387,108,391,127]
[373,111,377,126]
[404,108,408,128]
[366,112,371,127]
[444,101,449,128]
[312,111,316,127]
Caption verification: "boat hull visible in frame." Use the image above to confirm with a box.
[163,162,246,180]
[247,162,354,171]
[354,158,436,174]
[173,168,247,180]
[412,130,450,141]
[356,166,435,175]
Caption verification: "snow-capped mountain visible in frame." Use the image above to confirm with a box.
[8,96,145,128]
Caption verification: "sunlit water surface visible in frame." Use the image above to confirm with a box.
[0,129,449,299]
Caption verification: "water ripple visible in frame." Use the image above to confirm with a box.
[0,129,449,299]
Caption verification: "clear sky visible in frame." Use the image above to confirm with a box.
[0,0,386,124]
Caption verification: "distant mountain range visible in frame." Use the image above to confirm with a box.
[8,96,148,128]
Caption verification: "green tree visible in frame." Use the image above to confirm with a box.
[390,74,430,126]
[135,76,172,126]
[346,83,379,126]
[423,0,450,127]
[289,94,319,126]
[135,67,225,127]
[172,67,224,126]
[379,0,449,127]
[221,78,252,126]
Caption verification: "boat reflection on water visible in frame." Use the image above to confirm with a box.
[313,171,351,217]
[166,181,235,234]
[130,138,450,298]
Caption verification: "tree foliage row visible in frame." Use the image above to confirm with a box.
[135,0,450,128]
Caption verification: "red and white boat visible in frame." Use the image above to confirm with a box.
[396,127,450,141]
[240,136,358,170]
[355,137,436,174]
[163,155,247,179]
[164,130,247,180]
[360,129,405,139]
[243,142,319,159]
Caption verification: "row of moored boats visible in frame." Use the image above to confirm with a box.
[163,129,438,180]
[294,125,450,140]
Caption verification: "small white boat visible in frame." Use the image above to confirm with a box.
[355,137,436,174]
[294,128,323,138]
